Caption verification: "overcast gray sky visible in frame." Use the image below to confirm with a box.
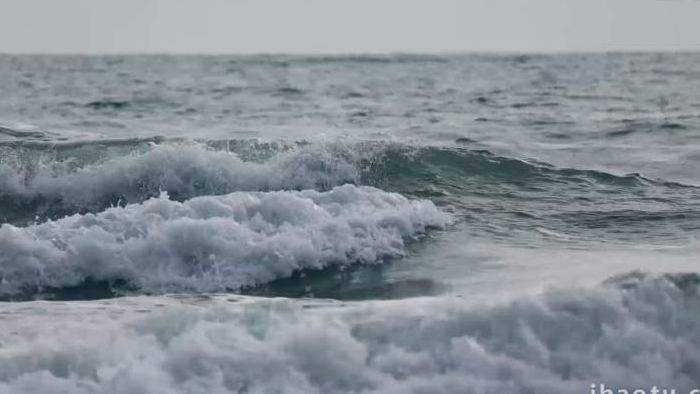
[1,0,699,54]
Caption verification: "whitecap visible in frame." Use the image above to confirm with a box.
[0,142,364,213]
[0,274,698,393]
[0,185,450,296]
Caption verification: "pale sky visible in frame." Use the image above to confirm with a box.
[1,0,699,54]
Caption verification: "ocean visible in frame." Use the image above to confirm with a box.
[1,53,699,393]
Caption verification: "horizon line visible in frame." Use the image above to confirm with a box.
[1,48,700,57]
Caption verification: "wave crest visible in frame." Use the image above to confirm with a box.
[0,185,450,298]
[0,142,362,223]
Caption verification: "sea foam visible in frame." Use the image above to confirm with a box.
[0,274,699,393]
[0,142,362,217]
[0,184,450,296]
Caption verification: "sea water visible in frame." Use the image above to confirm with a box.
[1,53,699,393]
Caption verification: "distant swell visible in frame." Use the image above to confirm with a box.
[1,273,699,393]
[0,185,450,298]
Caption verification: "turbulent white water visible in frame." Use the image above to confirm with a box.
[1,274,699,394]
[0,185,449,296]
[0,142,363,208]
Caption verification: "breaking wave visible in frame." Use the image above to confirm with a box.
[0,273,699,393]
[2,139,696,226]
[0,185,450,298]
[0,141,364,223]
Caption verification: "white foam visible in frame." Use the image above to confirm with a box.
[0,142,362,209]
[0,184,450,295]
[0,274,699,393]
